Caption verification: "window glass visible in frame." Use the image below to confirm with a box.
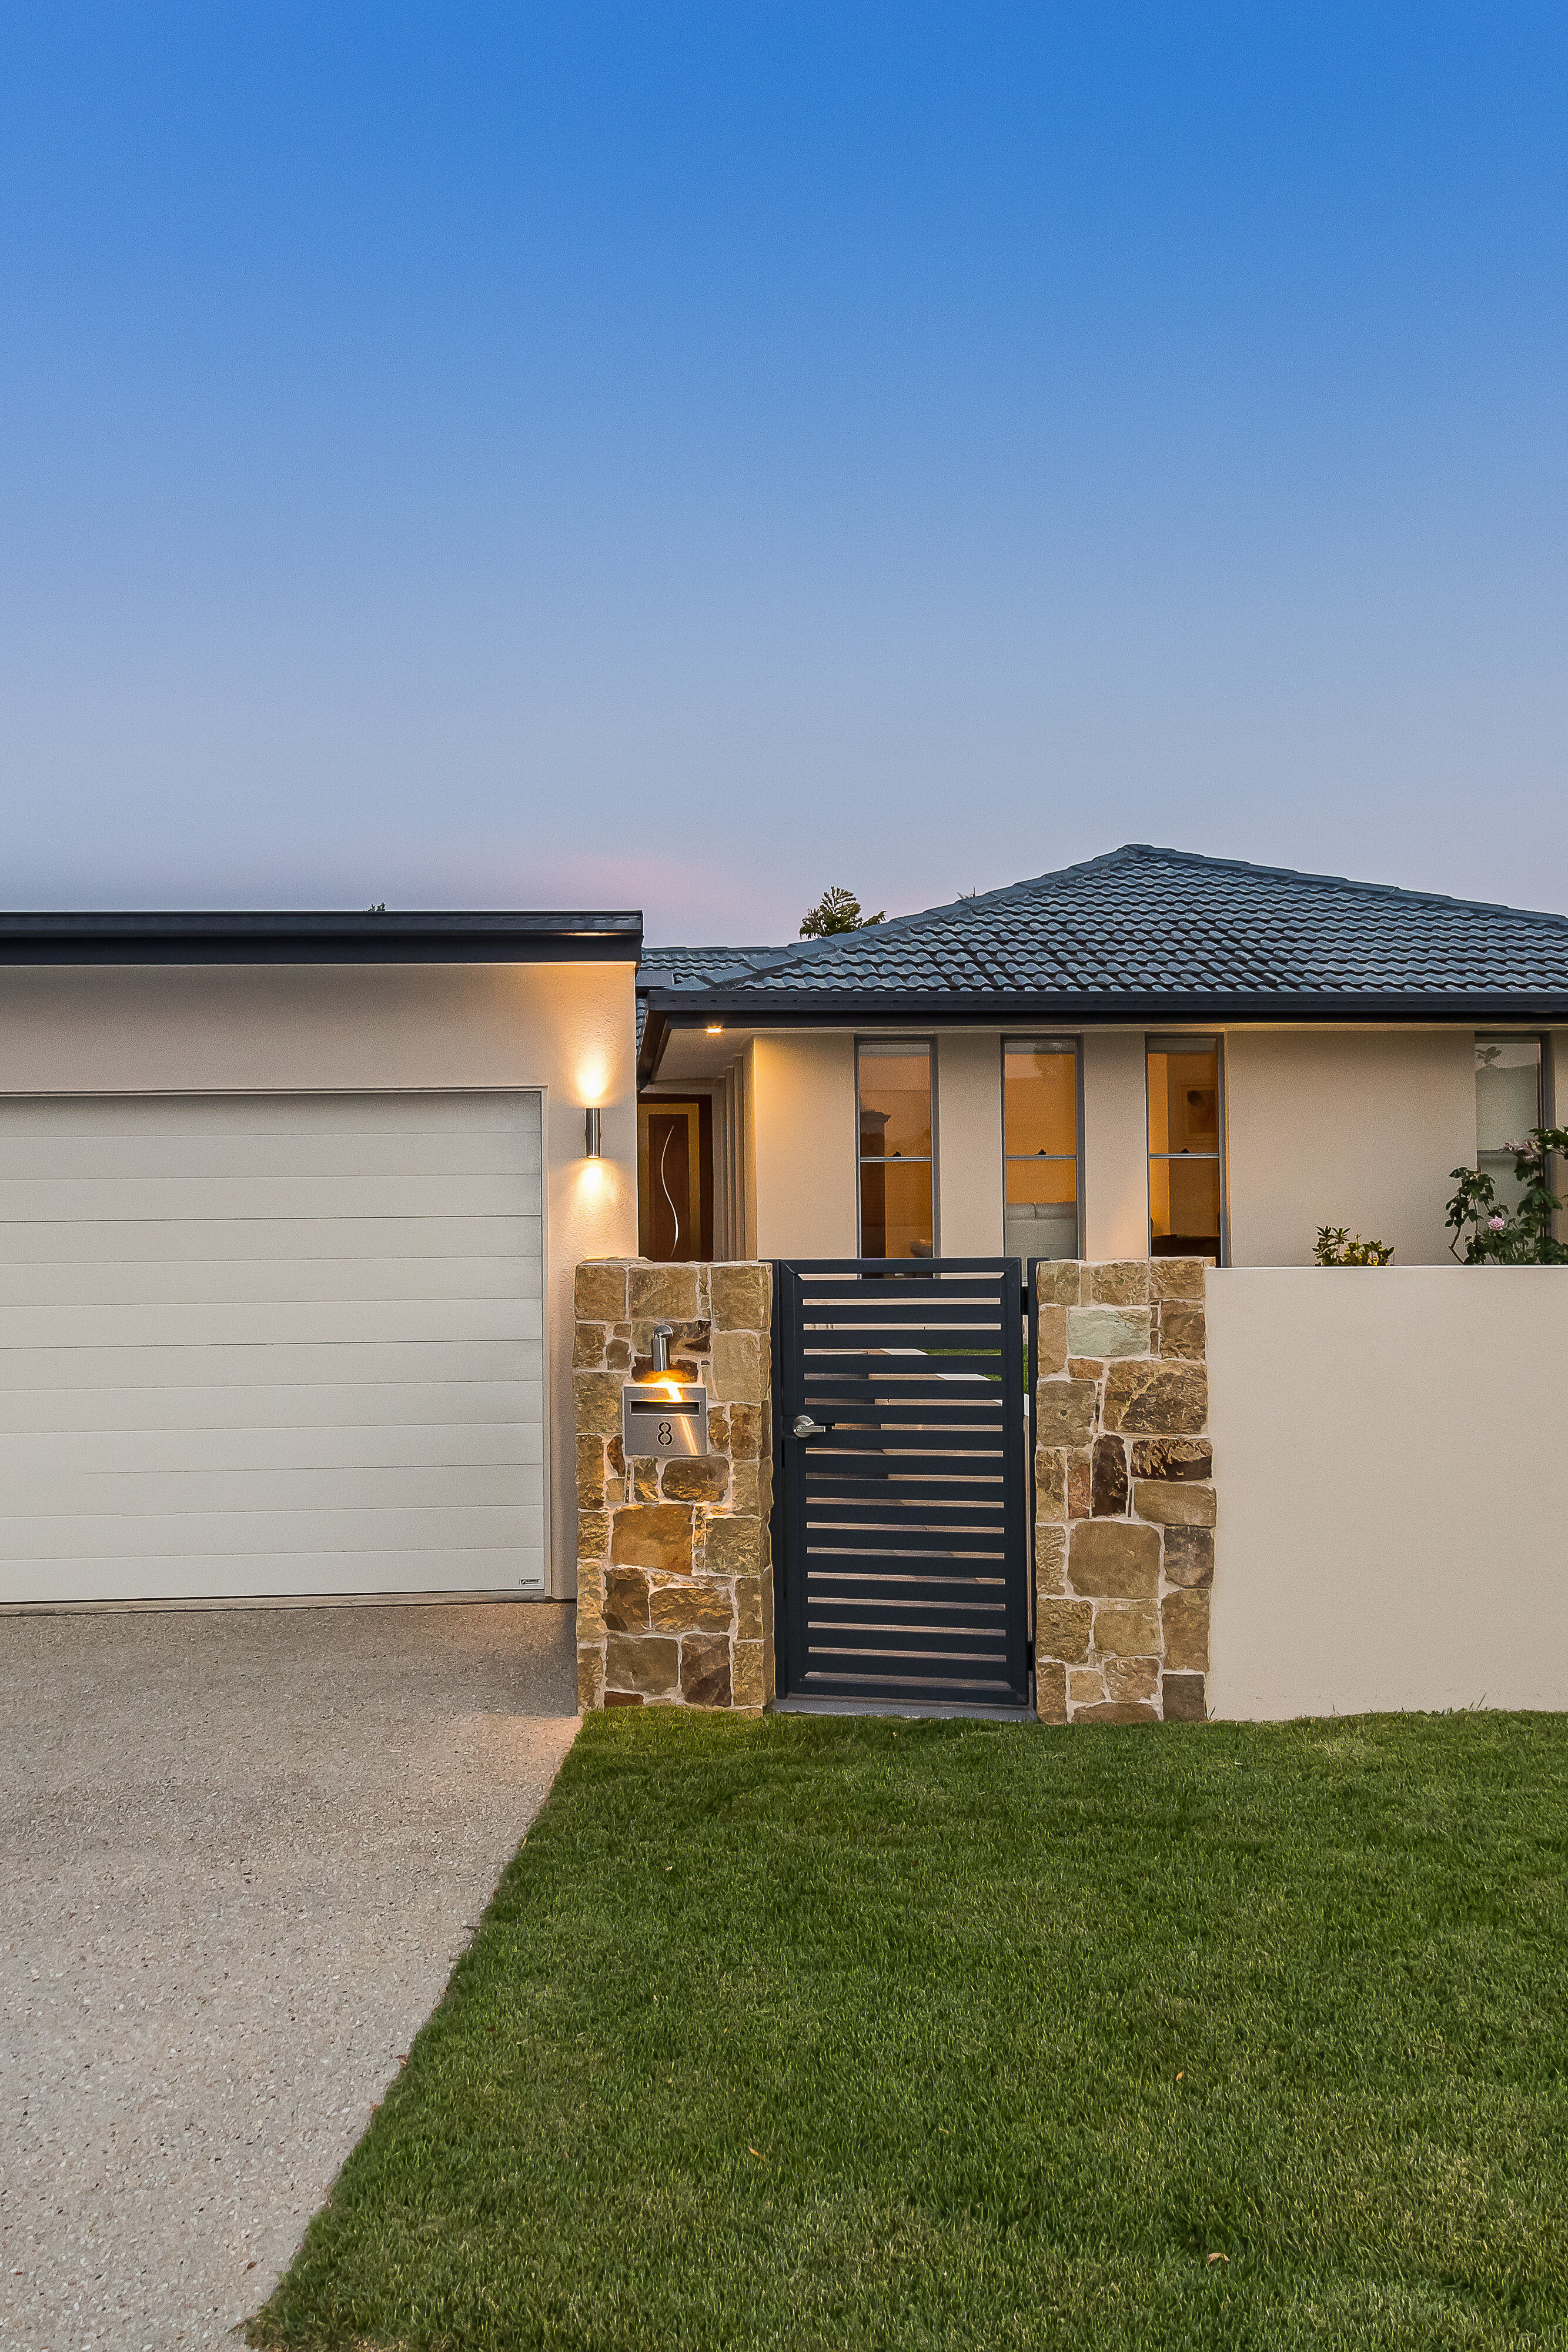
[1003,1040,1079,1261]
[1148,1038,1223,1259]
[858,1041,934,1258]
[1475,1038,1542,1215]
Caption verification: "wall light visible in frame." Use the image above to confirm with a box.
[584,1107,603,1158]
[706,1024,723,1035]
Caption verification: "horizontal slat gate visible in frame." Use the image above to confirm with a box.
[774,1259,1030,1708]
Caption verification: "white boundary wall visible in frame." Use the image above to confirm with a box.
[1207,1266,1568,1718]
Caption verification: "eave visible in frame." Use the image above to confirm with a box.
[0,910,644,967]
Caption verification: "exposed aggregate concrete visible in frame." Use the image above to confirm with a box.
[1,1601,579,2351]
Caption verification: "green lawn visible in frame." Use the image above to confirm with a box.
[250,1709,1568,2351]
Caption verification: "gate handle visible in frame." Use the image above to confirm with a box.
[791,1414,834,1438]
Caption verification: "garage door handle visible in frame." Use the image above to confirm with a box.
[791,1414,834,1438]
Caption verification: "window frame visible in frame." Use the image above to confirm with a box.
[1001,1034,1084,1262]
[854,1034,939,1261]
[1474,1033,1546,1213]
[1145,1032,1228,1267]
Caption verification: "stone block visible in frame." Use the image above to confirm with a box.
[1129,1437,1212,1482]
[603,1690,643,1709]
[576,1433,607,1512]
[577,1643,604,1709]
[1090,1260,1149,1304]
[631,1459,661,1503]
[1151,1257,1206,1301]
[1067,1451,1092,1519]
[1068,1668,1105,1704]
[610,1505,694,1573]
[1034,1524,1066,1595]
[1092,1599,1161,1656]
[1035,1598,1092,1663]
[1163,1671,1207,1721]
[607,1434,625,1476]
[575,1261,629,1321]
[735,1572,764,1642]
[605,1337,634,1373]
[1162,1590,1210,1673]
[1067,1306,1151,1359]
[1035,1304,1067,1375]
[1133,1479,1215,1528]
[1035,1446,1066,1524]
[573,1369,624,1438]
[680,1632,733,1706]
[708,1405,730,1453]
[711,1329,764,1404]
[1104,1655,1158,1703]
[660,1456,729,1504]
[628,1264,701,1322]
[1162,1526,1214,1589]
[1068,1519,1160,1598]
[1033,1261,1084,1306]
[604,1633,680,1698]
[1091,1436,1128,1517]
[726,1404,763,1460]
[1102,1360,1208,1435]
[648,1578,732,1635]
[575,1570,605,1643]
[577,1510,610,1562]
[732,1642,765,1710]
[1035,1380,1097,1446]
[729,1459,760,1515]
[1068,1360,1103,1382]
[603,1568,650,1633]
[1036,1661,1068,1722]
[1158,1304,1206,1361]
[704,1516,764,1579]
[1074,1700,1159,1723]
[711,1262,771,1332]
[573,1322,607,1369]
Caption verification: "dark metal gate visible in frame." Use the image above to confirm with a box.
[772,1258,1031,1710]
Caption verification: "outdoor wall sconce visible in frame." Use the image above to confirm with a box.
[584,1107,603,1158]
[622,1321,710,1459]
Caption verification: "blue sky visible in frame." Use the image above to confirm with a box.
[1,4,1564,940]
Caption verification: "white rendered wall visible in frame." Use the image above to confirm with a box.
[1225,1028,1475,1267]
[1080,1031,1149,1259]
[935,1031,1004,1256]
[0,961,638,1599]
[1206,1265,1568,1718]
[748,1033,858,1259]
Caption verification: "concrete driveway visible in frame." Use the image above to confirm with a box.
[0,1601,579,2351]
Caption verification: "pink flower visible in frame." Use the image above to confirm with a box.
[1488,1214,1507,1231]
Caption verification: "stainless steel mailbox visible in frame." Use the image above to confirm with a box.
[621,1379,710,1459]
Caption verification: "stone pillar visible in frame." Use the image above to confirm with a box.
[1034,1259,1212,1724]
[573,1260,774,1713]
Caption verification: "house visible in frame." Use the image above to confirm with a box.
[636,845,1568,1268]
[0,909,641,1610]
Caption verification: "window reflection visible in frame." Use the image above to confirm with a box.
[858,1041,934,1258]
[1148,1040,1223,1260]
[1475,1038,1542,1216]
[1003,1040,1079,1261]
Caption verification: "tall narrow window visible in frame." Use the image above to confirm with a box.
[1003,1039,1079,1262]
[857,1039,935,1258]
[1148,1037,1223,1260]
[1475,1037,1542,1215]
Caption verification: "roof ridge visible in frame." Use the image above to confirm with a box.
[1113,844,1568,932]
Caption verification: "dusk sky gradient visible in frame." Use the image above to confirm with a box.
[1,4,1564,940]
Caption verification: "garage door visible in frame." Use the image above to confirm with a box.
[0,1091,545,1606]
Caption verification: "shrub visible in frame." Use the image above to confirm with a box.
[1315,1226,1394,1265]
[1446,1127,1568,1264]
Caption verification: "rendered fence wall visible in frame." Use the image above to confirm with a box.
[1206,1266,1568,1719]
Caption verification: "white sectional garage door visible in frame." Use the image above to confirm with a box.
[0,1091,545,1606]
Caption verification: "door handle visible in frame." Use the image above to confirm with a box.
[791,1414,833,1438]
